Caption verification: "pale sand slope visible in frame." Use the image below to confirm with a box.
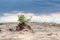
[0,22,60,40]
[0,31,60,40]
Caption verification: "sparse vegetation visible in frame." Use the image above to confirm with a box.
[18,15,26,23]
[18,15,32,23]
[16,15,33,32]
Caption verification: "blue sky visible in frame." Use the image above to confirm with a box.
[0,0,60,15]
[0,0,60,23]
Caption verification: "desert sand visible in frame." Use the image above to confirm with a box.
[0,22,60,40]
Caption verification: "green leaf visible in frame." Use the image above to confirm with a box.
[18,15,32,23]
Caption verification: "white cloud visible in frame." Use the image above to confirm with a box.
[0,11,60,24]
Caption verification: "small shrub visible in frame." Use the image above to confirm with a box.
[16,15,33,33]
[18,15,32,23]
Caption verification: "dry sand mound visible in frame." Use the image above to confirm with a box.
[0,31,60,40]
[0,22,60,40]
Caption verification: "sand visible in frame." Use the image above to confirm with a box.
[0,22,60,40]
[0,31,60,40]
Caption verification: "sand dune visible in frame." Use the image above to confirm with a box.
[0,22,60,40]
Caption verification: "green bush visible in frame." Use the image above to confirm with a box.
[18,15,32,23]
[18,15,26,23]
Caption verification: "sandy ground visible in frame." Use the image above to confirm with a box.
[0,31,60,40]
[0,22,60,40]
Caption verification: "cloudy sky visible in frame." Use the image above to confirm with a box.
[0,0,60,23]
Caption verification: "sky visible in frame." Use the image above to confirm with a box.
[0,0,60,23]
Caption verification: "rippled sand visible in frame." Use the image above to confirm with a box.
[0,22,60,40]
[0,31,60,40]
